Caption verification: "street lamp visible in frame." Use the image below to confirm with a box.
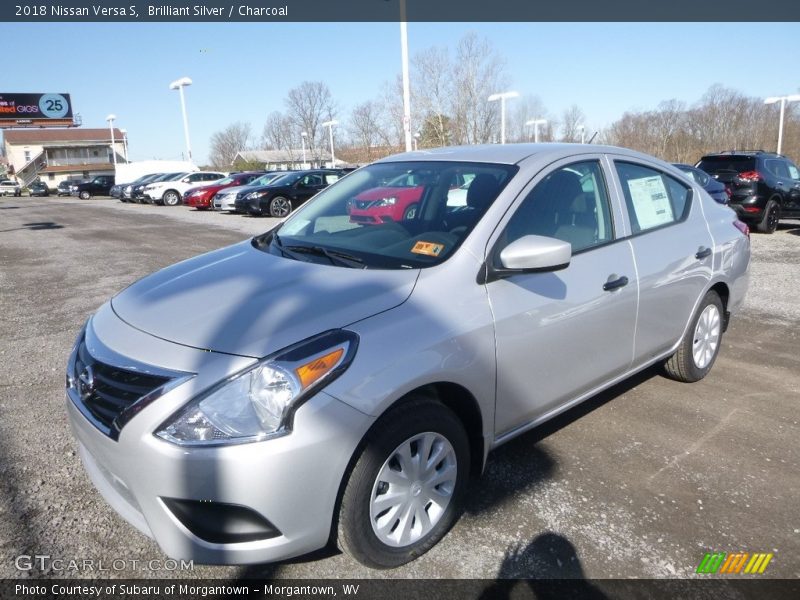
[169,76,193,161]
[105,114,117,167]
[119,128,129,163]
[525,118,547,143]
[413,132,420,151]
[399,0,412,152]
[488,91,519,145]
[576,124,586,144]
[764,94,800,154]
[322,120,338,168]
[300,131,308,168]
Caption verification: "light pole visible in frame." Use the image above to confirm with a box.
[413,132,420,151]
[300,131,308,168]
[119,128,129,163]
[322,120,338,168]
[399,0,412,152]
[525,118,547,143]
[169,76,193,162]
[764,94,800,154]
[105,114,117,167]
[488,91,519,144]
[576,124,586,144]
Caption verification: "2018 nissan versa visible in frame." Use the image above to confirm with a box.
[66,144,750,568]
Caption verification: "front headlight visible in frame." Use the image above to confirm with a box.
[244,191,266,200]
[374,197,397,207]
[155,330,358,446]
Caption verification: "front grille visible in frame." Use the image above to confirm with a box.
[72,340,170,437]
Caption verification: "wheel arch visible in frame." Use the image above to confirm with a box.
[328,381,487,545]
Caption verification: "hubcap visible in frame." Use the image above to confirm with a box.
[692,304,721,369]
[271,198,290,217]
[369,432,457,548]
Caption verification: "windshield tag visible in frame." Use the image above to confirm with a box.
[411,241,445,257]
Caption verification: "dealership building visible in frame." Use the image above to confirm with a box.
[2,128,126,188]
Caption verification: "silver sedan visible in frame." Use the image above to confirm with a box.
[66,144,749,569]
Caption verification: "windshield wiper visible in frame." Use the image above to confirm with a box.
[284,244,366,268]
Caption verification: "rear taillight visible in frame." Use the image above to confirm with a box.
[733,220,750,239]
[737,170,762,182]
[725,186,732,199]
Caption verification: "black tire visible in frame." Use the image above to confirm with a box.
[337,398,470,569]
[163,190,181,207]
[403,203,419,220]
[755,199,779,234]
[79,190,91,200]
[663,290,724,383]
[269,196,293,218]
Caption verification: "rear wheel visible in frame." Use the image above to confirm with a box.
[163,190,181,206]
[79,190,90,200]
[755,199,779,234]
[663,290,724,383]
[337,399,469,569]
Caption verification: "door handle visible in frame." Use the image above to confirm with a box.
[695,247,712,260]
[603,275,629,291]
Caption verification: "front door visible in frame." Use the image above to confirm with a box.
[486,159,638,437]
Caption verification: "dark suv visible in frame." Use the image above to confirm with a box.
[71,175,115,199]
[696,151,800,233]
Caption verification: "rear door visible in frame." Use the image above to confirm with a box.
[609,158,714,366]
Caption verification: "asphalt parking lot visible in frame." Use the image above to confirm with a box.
[0,196,798,580]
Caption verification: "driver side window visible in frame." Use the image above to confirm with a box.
[504,161,614,253]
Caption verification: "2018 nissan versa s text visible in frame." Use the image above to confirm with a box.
[66,144,750,568]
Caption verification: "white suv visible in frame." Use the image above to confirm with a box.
[143,171,225,206]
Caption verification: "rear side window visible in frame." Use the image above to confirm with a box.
[615,162,691,234]
[696,156,756,174]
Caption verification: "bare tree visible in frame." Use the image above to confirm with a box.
[507,95,551,143]
[208,122,252,168]
[560,105,586,142]
[349,101,384,160]
[412,46,454,146]
[261,111,297,162]
[284,82,337,161]
[450,32,510,144]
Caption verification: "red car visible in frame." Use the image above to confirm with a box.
[183,172,263,210]
[347,172,433,224]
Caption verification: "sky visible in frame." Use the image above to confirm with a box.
[3,22,799,164]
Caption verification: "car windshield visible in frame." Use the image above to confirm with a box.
[262,161,517,269]
[215,176,237,185]
[251,173,283,186]
[163,172,189,181]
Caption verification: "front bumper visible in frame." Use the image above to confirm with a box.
[66,308,374,564]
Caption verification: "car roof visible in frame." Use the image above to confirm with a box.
[374,143,667,166]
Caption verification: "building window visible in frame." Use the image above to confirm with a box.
[24,149,31,163]
[48,173,55,180]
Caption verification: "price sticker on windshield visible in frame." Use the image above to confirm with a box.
[411,241,445,257]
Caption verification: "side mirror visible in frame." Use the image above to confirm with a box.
[482,235,571,283]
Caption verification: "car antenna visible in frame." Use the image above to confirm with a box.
[587,131,599,144]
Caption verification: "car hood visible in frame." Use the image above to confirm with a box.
[111,240,419,358]
[356,186,419,201]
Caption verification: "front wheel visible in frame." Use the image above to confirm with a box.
[269,196,292,218]
[755,199,779,234]
[163,190,181,206]
[663,290,724,383]
[337,399,470,569]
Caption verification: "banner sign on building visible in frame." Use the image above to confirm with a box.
[0,93,74,128]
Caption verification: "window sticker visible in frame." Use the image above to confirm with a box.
[627,175,674,229]
[411,241,445,257]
